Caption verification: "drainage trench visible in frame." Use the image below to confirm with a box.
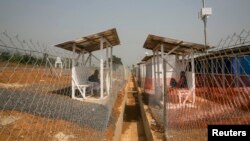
[120,77,146,141]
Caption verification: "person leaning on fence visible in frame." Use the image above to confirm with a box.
[88,69,100,92]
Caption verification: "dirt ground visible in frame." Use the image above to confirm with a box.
[104,83,126,141]
[0,67,70,86]
[0,110,102,141]
[141,91,250,141]
[0,63,120,141]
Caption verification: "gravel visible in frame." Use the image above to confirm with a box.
[0,88,110,132]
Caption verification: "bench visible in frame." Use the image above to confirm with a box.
[72,66,95,100]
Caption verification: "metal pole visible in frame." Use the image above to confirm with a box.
[156,50,160,99]
[191,50,196,104]
[106,45,109,69]
[100,39,104,99]
[153,51,157,97]
[202,0,207,47]
[110,47,113,90]
[106,46,109,95]
[161,44,167,141]
[72,44,76,99]
[204,17,207,47]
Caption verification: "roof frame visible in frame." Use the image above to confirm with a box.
[54,28,120,53]
[143,34,210,55]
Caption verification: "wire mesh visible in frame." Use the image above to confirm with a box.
[136,29,250,141]
[0,31,129,141]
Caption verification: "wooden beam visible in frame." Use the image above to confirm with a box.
[153,43,161,51]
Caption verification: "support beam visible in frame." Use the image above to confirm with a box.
[74,46,82,52]
[182,55,185,71]
[152,43,161,52]
[84,53,91,66]
[82,53,85,66]
[165,59,177,72]
[156,50,161,99]
[102,37,112,47]
[153,51,157,96]
[166,45,182,56]
[161,43,167,141]
[100,38,104,99]
[76,53,81,63]
[91,54,101,62]
[161,44,164,95]
[106,45,109,68]
[191,50,195,104]
[110,47,113,90]
[72,43,76,99]
[89,53,92,67]
[106,44,110,95]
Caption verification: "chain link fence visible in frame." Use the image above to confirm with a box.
[136,29,250,141]
[0,31,129,141]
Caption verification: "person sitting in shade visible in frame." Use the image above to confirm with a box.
[170,71,188,88]
[178,71,188,88]
[88,69,100,92]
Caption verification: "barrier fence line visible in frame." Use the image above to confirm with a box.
[135,29,250,141]
[0,31,130,141]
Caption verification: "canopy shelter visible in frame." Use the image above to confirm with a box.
[141,55,153,62]
[55,28,120,101]
[143,34,210,105]
[144,34,209,55]
[143,34,210,138]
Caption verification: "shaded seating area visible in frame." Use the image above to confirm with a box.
[72,66,95,100]
[55,28,120,101]
[169,71,192,105]
[141,34,210,106]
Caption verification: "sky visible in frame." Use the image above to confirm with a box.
[0,0,250,66]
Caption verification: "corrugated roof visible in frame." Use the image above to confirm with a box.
[197,44,250,59]
[137,62,144,65]
[141,55,153,62]
[143,34,210,55]
[55,28,120,53]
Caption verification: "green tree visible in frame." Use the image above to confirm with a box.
[110,55,122,65]
[104,55,123,70]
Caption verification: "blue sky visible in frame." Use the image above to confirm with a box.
[0,0,250,65]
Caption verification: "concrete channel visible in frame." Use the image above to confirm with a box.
[120,76,146,141]
[108,75,159,141]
